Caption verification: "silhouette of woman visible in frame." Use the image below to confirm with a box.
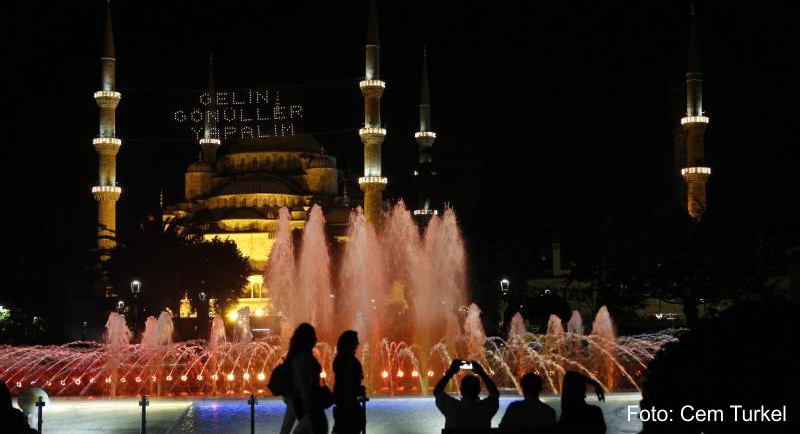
[558,371,606,434]
[332,330,366,434]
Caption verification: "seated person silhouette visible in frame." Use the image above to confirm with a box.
[499,373,556,432]
[434,359,499,433]
[558,371,606,434]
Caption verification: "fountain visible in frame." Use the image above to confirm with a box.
[0,203,674,396]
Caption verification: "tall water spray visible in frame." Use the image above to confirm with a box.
[265,207,296,338]
[295,204,334,340]
[590,306,617,390]
[338,208,386,342]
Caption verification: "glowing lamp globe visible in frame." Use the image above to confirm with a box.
[16,388,49,414]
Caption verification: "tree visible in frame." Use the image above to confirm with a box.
[107,217,250,325]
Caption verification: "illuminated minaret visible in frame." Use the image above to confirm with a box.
[680,0,711,220]
[358,0,387,226]
[200,52,221,164]
[413,49,439,221]
[92,1,122,268]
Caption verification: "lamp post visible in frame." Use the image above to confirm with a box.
[198,285,208,340]
[131,280,141,328]
[498,278,510,328]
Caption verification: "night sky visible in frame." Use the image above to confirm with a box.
[6,0,799,295]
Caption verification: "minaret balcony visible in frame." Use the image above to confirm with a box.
[413,209,439,216]
[94,90,121,99]
[414,131,437,139]
[681,166,711,177]
[359,127,387,137]
[359,79,386,89]
[680,116,709,125]
[92,185,122,201]
[93,137,122,154]
[358,176,388,185]
[200,138,221,146]
[94,90,121,108]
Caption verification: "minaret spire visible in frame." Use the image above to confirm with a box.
[200,51,221,164]
[680,0,711,220]
[413,48,439,222]
[92,0,123,296]
[358,0,387,227]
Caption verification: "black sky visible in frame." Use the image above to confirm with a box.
[5,0,799,294]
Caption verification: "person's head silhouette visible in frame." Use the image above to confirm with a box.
[289,322,317,356]
[0,380,11,409]
[336,330,359,355]
[520,373,544,399]
[460,375,481,400]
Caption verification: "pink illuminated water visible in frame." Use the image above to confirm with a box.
[0,203,674,396]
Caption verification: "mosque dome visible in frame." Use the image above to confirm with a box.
[220,133,323,156]
[308,155,336,169]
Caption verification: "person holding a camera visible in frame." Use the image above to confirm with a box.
[433,359,500,431]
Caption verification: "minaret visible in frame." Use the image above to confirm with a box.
[413,48,438,221]
[680,0,711,220]
[358,0,387,227]
[200,52,221,164]
[92,1,122,271]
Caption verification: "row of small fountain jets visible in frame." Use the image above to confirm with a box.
[0,306,674,397]
[0,204,674,396]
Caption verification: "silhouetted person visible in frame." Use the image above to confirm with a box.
[434,359,499,431]
[0,381,36,434]
[558,371,606,434]
[499,373,556,432]
[332,330,366,434]
[287,323,328,434]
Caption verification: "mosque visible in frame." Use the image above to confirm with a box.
[90,1,441,319]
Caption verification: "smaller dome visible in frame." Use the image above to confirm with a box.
[187,160,214,173]
[308,155,336,169]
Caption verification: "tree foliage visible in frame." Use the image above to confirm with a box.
[107,218,250,321]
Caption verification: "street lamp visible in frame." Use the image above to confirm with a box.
[130,280,142,328]
[198,283,209,339]
[500,279,510,295]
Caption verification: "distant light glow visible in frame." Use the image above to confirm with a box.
[243,373,251,380]
[427,370,435,377]
[227,373,235,381]
[411,370,419,378]
[381,371,389,379]
[257,372,266,381]
[320,371,327,379]
[397,370,404,378]
[254,309,265,317]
